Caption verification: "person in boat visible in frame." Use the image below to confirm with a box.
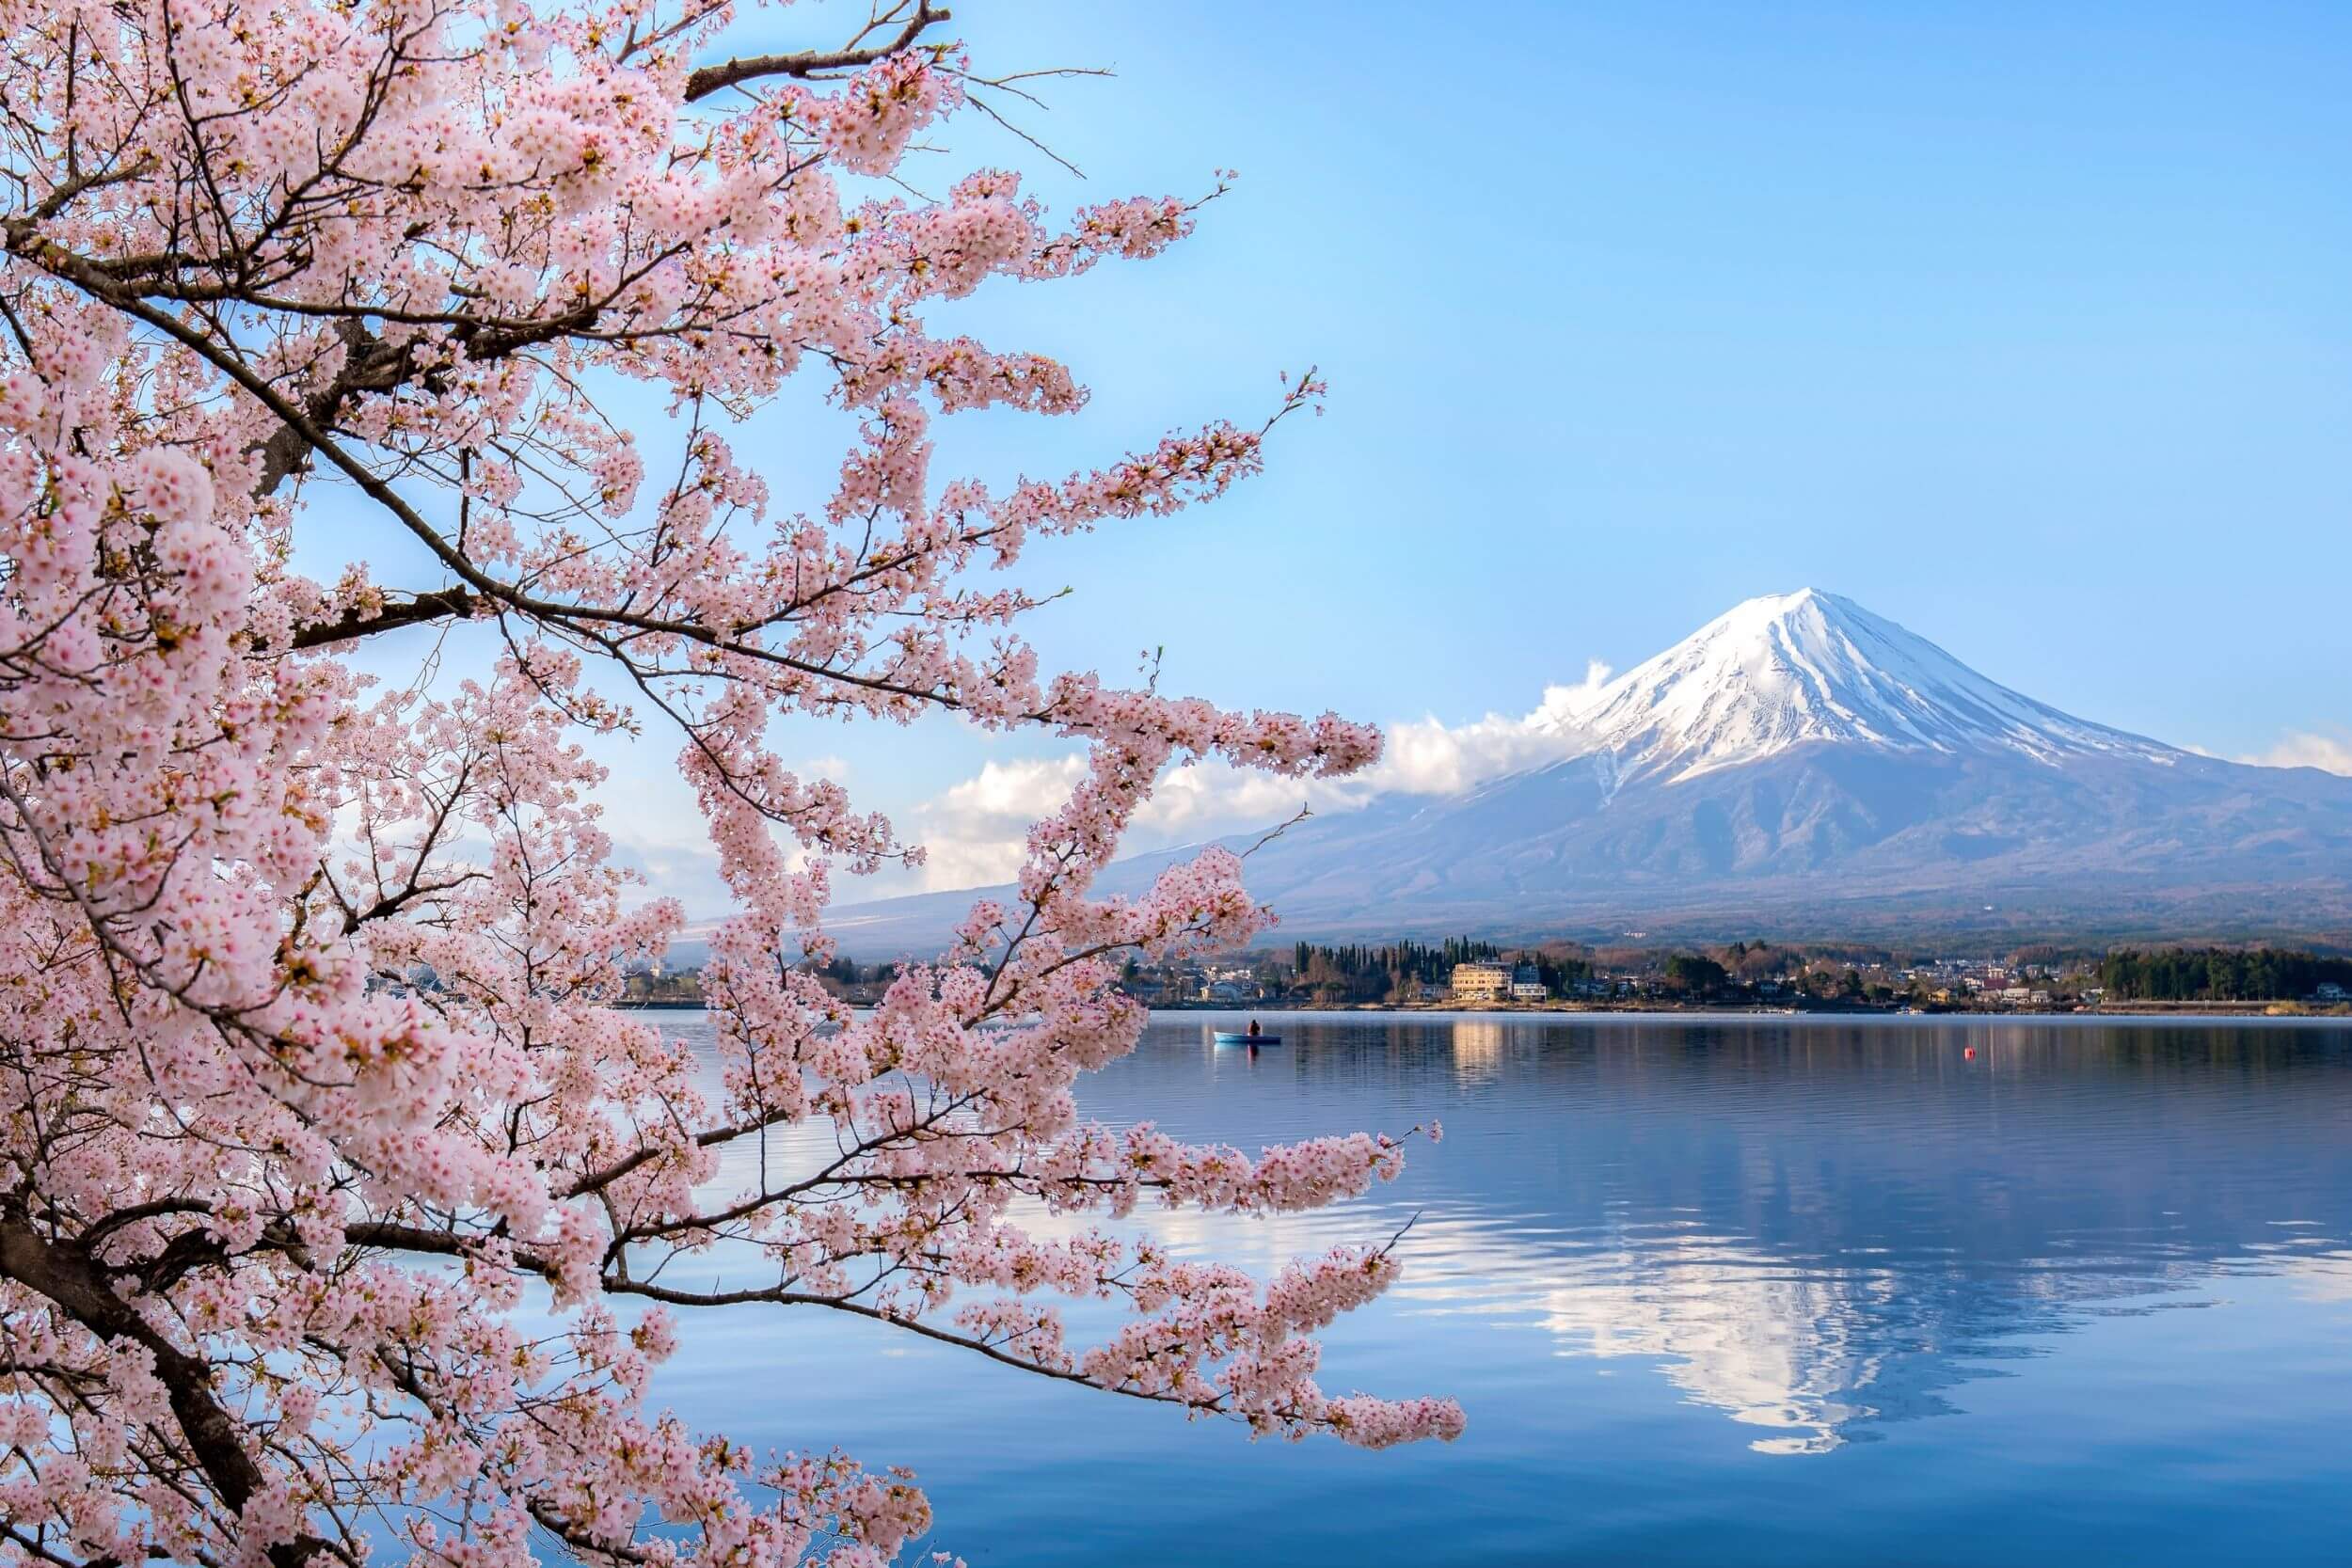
[1247,1019,1262,1039]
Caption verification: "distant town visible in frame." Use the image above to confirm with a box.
[622,941,2352,1016]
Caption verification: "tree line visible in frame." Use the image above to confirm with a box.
[2096,947,2352,1002]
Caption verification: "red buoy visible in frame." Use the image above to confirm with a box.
[1963,1046,1976,1060]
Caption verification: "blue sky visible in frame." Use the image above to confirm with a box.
[328,1,2352,907]
[911,0,2350,736]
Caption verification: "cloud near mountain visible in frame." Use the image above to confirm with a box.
[904,660,1620,892]
[835,589,2352,950]
[1375,659,1616,793]
[2237,729,2352,776]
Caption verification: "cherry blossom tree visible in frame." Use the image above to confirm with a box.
[0,1,1461,1564]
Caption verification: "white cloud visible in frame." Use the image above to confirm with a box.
[1376,659,1612,794]
[487,668,1630,909]
[912,755,1089,891]
[585,670,1630,906]
[1134,761,1364,832]
[906,752,1344,893]
[2237,729,2352,776]
[901,661,1620,891]
[935,754,1087,818]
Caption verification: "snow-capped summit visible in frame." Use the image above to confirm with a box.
[1552,588,2177,783]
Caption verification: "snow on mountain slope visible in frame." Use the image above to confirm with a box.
[1551,589,2179,783]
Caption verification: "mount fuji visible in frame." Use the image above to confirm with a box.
[833,591,2352,951]
[1529,589,2180,785]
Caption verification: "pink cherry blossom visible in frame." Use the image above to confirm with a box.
[0,5,1457,1566]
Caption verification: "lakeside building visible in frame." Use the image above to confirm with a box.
[1509,964,1548,1003]
[1452,960,1515,1004]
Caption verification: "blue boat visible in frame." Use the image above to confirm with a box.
[1213,1030,1281,1045]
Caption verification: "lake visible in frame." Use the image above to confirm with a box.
[652,1011,2352,1565]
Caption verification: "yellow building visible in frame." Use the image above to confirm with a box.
[1451,960,1515,1005]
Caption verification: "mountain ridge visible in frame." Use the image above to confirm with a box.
[824,592,2352,956]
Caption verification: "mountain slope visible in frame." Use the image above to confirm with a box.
[1552,590,2176,782]
[830,591,2352,953]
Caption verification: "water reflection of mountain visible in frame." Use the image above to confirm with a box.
[1088,1017,2352,1454]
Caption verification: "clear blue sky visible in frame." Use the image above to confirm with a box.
[329,1,2352,904]
[911,0,2351,747]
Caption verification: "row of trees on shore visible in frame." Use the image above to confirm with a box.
[1136,939,2352,1008]
[2096,948,2352,1001]
[628,940,2352,1010]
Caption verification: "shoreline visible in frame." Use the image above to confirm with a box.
[1134,1006,2333,1020]
[615,999,2352,1022]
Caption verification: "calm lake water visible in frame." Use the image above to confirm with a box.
[652,1011,2352,1565]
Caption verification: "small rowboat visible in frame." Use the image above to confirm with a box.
[1213,1030,1281,1046]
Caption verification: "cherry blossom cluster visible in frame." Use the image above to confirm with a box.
[0,3,1457,1567]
